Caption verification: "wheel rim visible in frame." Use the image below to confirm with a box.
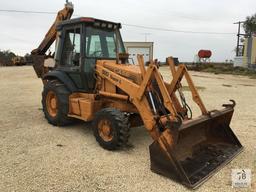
[98,119,113,142]
[46,91,58,117]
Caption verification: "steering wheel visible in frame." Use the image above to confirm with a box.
[90,50,103,57]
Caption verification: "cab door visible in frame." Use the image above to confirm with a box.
[59,26,83,89]
[82,26,118,92]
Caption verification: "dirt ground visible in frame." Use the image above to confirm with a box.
[0,66,255,192]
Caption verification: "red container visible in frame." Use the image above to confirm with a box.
[198,50,212,58]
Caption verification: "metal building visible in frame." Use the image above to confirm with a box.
[124,42,154,64]
[243,36,256,68]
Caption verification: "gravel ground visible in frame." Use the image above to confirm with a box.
[0,66,255,192]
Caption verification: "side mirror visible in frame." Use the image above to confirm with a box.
[117,53,129,64]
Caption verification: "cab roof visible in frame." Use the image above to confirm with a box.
[58,17,122,29]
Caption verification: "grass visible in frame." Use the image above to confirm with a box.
[187,63,256,79]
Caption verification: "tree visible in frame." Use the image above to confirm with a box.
[243,13,256,35]
[0,50,16,66]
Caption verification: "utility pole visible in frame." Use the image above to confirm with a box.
[234,21,245,56]
[141,33,151,42]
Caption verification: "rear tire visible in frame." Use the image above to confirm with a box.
[42,80,73,126]
[93,108,130,150]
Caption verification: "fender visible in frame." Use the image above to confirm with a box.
[43,70,77,92]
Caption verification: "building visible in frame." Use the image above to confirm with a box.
[243,36,256,68]
[124,42,153,65]
[235,35,256,68]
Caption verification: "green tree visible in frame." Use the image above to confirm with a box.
[243,13,256,35]
[0,50,16,66]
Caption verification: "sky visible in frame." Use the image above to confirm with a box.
[0,0,255,62]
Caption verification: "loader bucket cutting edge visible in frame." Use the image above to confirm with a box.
[149,107,243,189]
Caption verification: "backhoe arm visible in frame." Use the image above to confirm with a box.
[31,2,73,55]
[31,2,74,79]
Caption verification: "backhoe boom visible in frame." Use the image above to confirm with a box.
[31,2,73,78]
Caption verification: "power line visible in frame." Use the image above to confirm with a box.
[0,9,236,35]
[123,24,236,35]
[0,9,57,15]
[0,9,80,16]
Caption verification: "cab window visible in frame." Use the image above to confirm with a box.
[86,27,122,58]
[61,28,81,66]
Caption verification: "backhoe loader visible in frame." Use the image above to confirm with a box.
[31,1,243,188]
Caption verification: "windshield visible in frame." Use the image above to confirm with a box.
[85,26,125,59]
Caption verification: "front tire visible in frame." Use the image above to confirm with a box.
[42,80,72,126]
[93,108,130,150]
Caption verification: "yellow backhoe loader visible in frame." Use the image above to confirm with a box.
[31,1,243,188]
[12,56,26,66]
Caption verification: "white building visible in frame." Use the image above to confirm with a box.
[124,42,154,65]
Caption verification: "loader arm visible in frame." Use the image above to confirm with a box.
[96,61,181,140]
[31,2,74,79]
[96,58,242,188]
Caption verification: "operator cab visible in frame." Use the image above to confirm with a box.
[54,17,126,92]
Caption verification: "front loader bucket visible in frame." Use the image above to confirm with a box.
[149,107,243,189]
